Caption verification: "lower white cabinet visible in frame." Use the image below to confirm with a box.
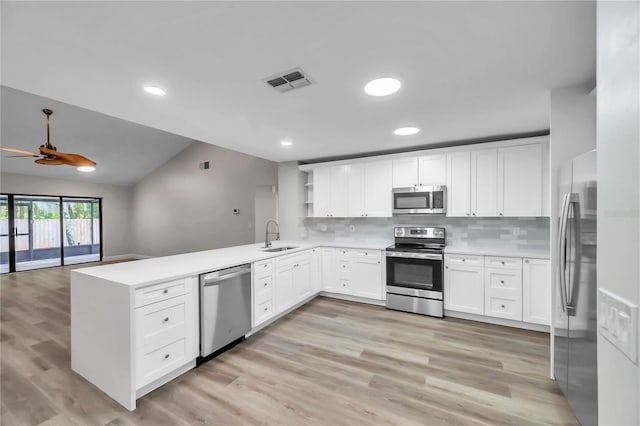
[320,247,384,300]
[444,256,484,314]
[522,258,551,325]
[444,253,550,327]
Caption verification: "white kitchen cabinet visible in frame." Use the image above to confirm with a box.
[363,161,392,217]
[275,251,315,313]
[347,163,364,217]
[319,247,384,300]
[351,256,384,299]
[446,152,471,217]
[313,166,349,217]
[320,248,338,291]
[392,157,418,187]
[498,144,542,217]
[522,258,551,325]
[470,149,498,217]
[418,154,447,186]
[484,264,523,321]
[253,259,275,327]
[444,262,484,315]
[275,261,296,313]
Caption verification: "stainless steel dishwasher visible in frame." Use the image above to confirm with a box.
[199,264,251,359]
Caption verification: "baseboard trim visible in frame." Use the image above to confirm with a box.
[103,253,153,261]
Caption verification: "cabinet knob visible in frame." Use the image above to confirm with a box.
[462,258,466,262]
[472,213,476,216]
[264,283,268,287]
[365,253,368,256]
[163,289,168,294]
[264,307,268,312]
[501,304,505,309]
[499,213,504,216]
[466,213,470,216]
[445,266,449,269]
[164,354,170,360]
[163,317,169,323]
[501,261,505,265]
[500,280,504,284]
[525,259,529,263]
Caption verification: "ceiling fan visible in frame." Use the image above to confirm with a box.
[1,108,97,169]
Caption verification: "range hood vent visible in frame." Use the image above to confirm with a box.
[265,68,312,93]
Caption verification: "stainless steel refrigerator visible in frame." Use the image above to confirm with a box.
[554,149,598,425]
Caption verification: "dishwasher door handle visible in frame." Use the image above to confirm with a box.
[202,268,251,286]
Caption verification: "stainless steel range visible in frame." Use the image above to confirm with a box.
[385,226,445,318]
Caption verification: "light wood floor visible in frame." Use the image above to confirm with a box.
[1,262,578,426]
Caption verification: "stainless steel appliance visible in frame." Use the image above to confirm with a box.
[200,264,251,358]
[554,150,597,425]
[386,226,445,317]
[392,186,447,215]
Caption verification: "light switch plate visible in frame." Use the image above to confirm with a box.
[598,288,638,363]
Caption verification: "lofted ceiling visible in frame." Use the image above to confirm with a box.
[0,87,194,186]
[1,1,595,165]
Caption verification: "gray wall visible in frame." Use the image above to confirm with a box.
[131,141,277,257]
[277,161,306,240]
[596,2,640,424]
[0,172,133,257]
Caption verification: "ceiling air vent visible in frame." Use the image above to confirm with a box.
[265,68,312,93]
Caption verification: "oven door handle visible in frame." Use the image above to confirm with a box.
[385,252,443,261]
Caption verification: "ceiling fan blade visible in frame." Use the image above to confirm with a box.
[39,147,96,167]
[35,158,65,166]
[1,147,41,156]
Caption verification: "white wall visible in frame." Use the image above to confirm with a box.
[277,161,306,240]
[596,2,640,424]
[0,172,133,257]
[548,82,597,376]
[131,141,277,257]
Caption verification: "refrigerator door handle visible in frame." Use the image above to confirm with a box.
[566,194,581,316]
[557,193,571,313]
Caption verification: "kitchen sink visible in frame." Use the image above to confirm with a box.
[260,246,298,252]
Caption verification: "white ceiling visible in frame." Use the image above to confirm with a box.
[1,1,595,165]
[1,87,194,186]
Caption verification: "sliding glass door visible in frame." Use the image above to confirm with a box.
[0,194,102,273]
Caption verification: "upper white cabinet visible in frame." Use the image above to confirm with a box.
[392,155,446,188]
[471,149,498,217]
[418,155,447,186]
[498,144,543,217]
[446,152,471,217]
[319,161,392,218]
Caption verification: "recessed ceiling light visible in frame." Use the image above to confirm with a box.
[394,127,420,136]
[281,140,293,147]
[364,77,401,96]
[143,85,166,96]
[77,166,96,172]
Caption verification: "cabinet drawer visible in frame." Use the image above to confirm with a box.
[254,298,274,324]
[254,260,274,274]
[336,278,352,294]
[135,296,187,349]
[351,250,381,259]
[135,279,186,308]
[254,274,274,302]
[485,256,522,270]
[485,295,522,320]
[445,254,483,267]
[136,338,187,388]
[485,269,521,293]
[338,260,350,273]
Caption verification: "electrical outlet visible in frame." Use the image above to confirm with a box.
[319,224,327,232]
[349,225,356,232]
[598,288,638,363]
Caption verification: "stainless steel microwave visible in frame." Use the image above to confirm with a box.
[392,186,447,214]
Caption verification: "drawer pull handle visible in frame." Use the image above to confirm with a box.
[264,283,268,287]
[264,307,268,312]
[462,259,466,262]
[445,266,449,269]
[164,354,170,360]
[525,259,529,263]
[501,261,505,265]
[163,317,169,323]
[163,289,169,294]
[500,280,504,284]
[501,304,506,309]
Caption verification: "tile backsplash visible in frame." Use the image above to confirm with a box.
[297,216,550,252]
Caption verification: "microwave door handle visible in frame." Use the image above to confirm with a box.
[557,193,570,313]
[567,194,581,316]
[428,191,434,210]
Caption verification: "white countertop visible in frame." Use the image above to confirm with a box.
[445,245,550,259]
[72,240,391,288]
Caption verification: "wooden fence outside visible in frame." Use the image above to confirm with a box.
[0,219,100,251]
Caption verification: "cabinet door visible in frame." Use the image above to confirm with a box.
[352,258,383,299]
[294,255,314,302]
[498,144,542,217]
[275,263,296,313]
[444,265,484,314]
[330,166,349,217]
[471,149,498,217]
[392,157,418,187]
[446,152,471,217]
[313,167,331,217]
[364,161,392,217]
[347,164,365,217]
[523,258,550,325]
[484,268,523,321]
[320,248,337,291]
[418,155,447,186]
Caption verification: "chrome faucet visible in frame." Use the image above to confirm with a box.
[264,220,280,248]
